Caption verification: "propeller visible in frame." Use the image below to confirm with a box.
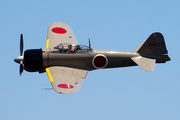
[20,34,23,56]
[14,34,24,75]
[20,63,23,75]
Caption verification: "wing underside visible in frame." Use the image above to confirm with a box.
[47,22,78,49]
[45,67,88,94]
[45,22,88,94]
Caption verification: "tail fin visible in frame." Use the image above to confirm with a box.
[131,32,170,71]
[138,32,168,56]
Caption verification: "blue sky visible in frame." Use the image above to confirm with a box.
[0,0,179,120]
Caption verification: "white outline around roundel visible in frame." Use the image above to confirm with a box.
[92,54,108,69]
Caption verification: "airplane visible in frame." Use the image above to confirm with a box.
[14,22,170,94]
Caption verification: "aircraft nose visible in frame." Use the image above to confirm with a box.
[14,56,23,64]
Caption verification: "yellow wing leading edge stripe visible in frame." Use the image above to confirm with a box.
[46,39,49,48]
[45,39,53,82]
[45,68,53,82]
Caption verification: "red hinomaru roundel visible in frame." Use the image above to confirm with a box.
[57,84,73,89]
[52,27,67,34]
[92,54,108,68]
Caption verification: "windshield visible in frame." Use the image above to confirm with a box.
[54,43,92,53]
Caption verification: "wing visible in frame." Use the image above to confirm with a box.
[45,67,88,94]
[46,22,78,49]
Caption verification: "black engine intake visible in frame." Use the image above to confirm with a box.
[24,49,43,72]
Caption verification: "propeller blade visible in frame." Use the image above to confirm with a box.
[20,63,23,75]
[20,34,23,56]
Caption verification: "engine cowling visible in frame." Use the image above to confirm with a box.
[24,49,43,72]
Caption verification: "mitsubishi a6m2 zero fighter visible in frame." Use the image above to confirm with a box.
[14,22,170,94]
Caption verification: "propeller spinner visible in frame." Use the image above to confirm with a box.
[14,34,24,75]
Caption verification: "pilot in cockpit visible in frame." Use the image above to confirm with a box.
[67,44,74,53]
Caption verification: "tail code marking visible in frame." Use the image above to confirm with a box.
[148,42,165,47]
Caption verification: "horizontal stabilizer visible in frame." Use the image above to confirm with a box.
[131,56,156,71]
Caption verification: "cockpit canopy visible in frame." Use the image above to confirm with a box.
[54,43,92,53]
